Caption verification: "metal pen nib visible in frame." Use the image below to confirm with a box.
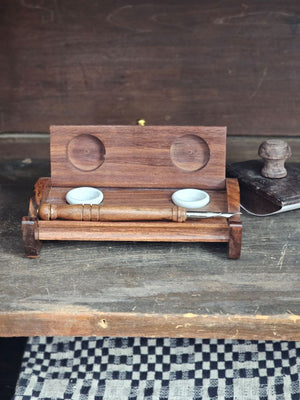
[186,211,241,219]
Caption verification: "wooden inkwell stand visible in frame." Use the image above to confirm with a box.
[22,125,242,258]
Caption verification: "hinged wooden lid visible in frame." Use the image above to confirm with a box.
[50,125,226,189]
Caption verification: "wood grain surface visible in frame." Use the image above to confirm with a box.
[0,137,299,339]
[50,125,226,189]
[1,134,299,164]
[37,185,230,241]
[32,124,239,258]
[1,1,300,135]
[0,179,299,339]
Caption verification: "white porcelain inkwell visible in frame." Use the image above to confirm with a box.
[172,188,210,209]
[66,187,103,205]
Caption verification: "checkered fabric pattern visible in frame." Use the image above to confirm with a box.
[13,337,300,400]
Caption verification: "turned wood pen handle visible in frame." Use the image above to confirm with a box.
[39,203,187,222]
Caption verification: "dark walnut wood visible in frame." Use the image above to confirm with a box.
[29,178,236,248]
[1,1,300,136]
[39,204,187,222]
[226,179,242,259]
[21,217,42,258]
[23,125,242,259]
[50,125,226,189]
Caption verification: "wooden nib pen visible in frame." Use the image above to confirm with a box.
[39,203,238,222]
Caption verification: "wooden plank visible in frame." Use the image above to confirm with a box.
[0,180,299,339]
[1,1,300,135]
[0,312,299,341]
[50,125,226,189]
[37,221,230,242]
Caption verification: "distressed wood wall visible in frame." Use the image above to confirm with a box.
[0,0,300,135]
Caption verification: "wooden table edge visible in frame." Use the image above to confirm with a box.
[0,311,299,341]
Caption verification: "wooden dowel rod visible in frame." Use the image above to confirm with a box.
[39,203,187,222]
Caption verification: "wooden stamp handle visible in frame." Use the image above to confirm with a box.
[258,139,291,178]
[39,203,187,222]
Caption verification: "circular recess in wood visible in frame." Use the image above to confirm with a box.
[67,134,105,171]
[170,134,210,172]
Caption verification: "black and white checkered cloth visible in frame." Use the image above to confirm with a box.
[13,337,300,400]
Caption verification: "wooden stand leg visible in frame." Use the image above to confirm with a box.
[228,220,242,259]
[226,178,242,259]
[22,217,42,258]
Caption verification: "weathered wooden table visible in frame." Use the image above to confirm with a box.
[0,136,299,340]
